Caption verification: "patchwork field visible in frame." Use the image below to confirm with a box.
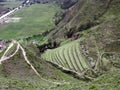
[0,3,61,40]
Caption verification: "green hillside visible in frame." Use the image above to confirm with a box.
[0,0,120,89]
[0,43,120,90]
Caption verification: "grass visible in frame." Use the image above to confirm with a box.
[100,0,120,20]
[68,45,79,71]
[0,3,61,40]
[0,43,81,90]
[0,42,120,90]
[1,68,120,90]
[0,76,34,90]
[72,45,83,71]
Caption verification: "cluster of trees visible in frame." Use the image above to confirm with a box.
[37,41,60,53]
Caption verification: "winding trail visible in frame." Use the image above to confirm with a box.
[0,41,70,85]
[0,41,40,77]
[18,42,41,77]
[0,42,14,64]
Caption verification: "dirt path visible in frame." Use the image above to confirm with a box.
[0,8,19,24]
[18,42,41,77]
[0,42,15,64]
[0,41,70,85]
[0,41,40,77]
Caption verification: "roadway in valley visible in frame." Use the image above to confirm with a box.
[0,0,30,24]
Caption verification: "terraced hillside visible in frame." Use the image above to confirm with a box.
[42,39,89,72]
[42,0,120,78]
[42,38,114,79]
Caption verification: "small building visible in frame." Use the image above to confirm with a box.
[0,40,6,50]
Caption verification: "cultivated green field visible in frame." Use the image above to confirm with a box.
[0,3,61,40]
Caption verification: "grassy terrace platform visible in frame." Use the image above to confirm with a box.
[42,39,90,74]
[0,3,61,40]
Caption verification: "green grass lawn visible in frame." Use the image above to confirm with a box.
[0,3,61,40]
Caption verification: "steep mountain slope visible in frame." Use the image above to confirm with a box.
[45,0,120,63]
[42,0,120,84]
[47,0,119,39]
